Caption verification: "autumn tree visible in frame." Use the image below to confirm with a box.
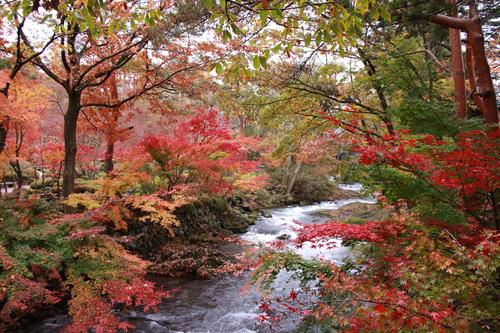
[429,0,498,127]
[143,108,265,194]
[2,0,211,197]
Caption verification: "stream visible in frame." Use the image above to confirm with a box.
[28,185,375,333]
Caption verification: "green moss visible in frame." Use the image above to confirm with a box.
[29,178,55,189]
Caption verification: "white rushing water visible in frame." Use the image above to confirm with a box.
[29,184,374,333]
[241,197,376,263]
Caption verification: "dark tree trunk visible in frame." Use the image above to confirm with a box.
[62,92,81,197]
[465,37,485,112]
[9,160,23,189]
[103,73,120,175]
[239,115,245,134]
[104,140,115,174]
[0,119,9,153]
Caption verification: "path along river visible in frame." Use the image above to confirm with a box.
[29,184,375,333]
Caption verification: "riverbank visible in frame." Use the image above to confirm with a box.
[25,184,375,333]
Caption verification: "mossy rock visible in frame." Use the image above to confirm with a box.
[317,202,390,222]
[121,196,256,258]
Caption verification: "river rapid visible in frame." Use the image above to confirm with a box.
[28,185,374,333]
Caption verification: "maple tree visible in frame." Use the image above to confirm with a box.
[1,0,211,196]
[0,70,51,190]
[253,208,499,331]
[0,1,497,332]
[81,72,134,175]
[142,107,266,194]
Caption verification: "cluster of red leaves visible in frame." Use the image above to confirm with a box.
[0,246,61,331]
[63,236,172,333]
[142,108,264,194]
[353,130,500,197]
[256,210,499,331]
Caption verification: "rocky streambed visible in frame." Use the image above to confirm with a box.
[27,184,376,333]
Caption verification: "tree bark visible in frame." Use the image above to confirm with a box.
[104,141,115,174]
[9,160,23,189]
[286,160,302,194]
[103,73,120,174]
[62,92,81,197]
[447,0,467,119]
[431,13,498,131]
[465,37,485,112]
[0,119,8,153]
[466,18,498,129]
[281,155,292,188]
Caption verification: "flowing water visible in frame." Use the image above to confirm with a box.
[28,185,374,333]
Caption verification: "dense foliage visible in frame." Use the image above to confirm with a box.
[0,0,498,331]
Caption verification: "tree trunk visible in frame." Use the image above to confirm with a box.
[286,160,302,194]
[465,37,486,112]
[104,140,115,174]
[0,119,9,153]
[447,0,467,119]
[9,160,23,189]
[431,14,498,131]
[281,155,292,188]
[466,18,498,129]
[62,92,81,197]
[357,47,394,135]
[103,73,120,174]
[239,114,245,134]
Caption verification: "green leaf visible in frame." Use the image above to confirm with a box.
[315,31,323,46]
[259,55,268,68]
[370,7,379,21]
[338,44,345,57]
[379,6,391,23]
[253,55,261,69]
[230,68,238,79]
[304,33,312,47]
[215,63,223,75]
[260,10,268,27]
[203,0,214,10]
[324,31,332,44]
[230,23,240,35]
[222,29,232,41]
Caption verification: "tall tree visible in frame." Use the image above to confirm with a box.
[430,1,498,128]
[4,0,209,196]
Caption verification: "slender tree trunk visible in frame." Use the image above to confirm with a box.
[286,160,302,194]
[357,47,394,135]
[104,140,115,174]
[465,37,486,112]
[62,92,81,197]
[239,114,245,134]
[103,74,120,175]
[0,118,9,153]
[281,155,292,188]
[447,0,467,119]
[9,160,23,189]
